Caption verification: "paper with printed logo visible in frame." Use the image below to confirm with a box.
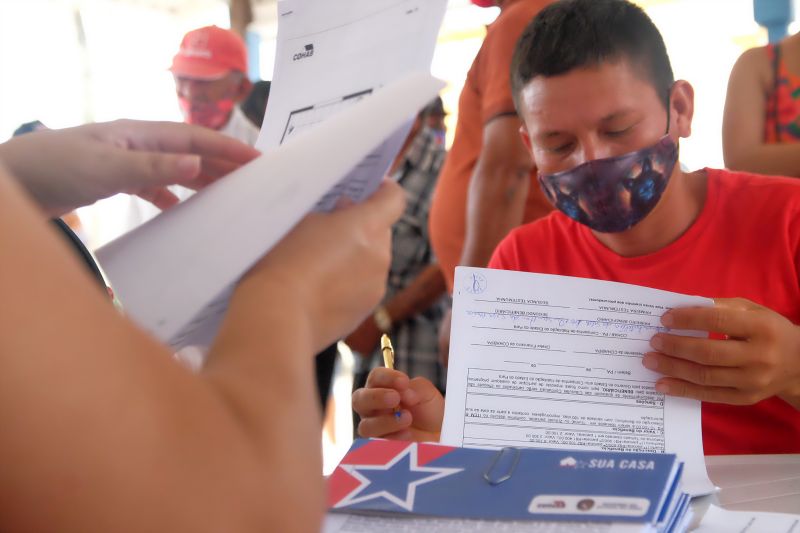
[442,267,715,496]
[258,0,448,210]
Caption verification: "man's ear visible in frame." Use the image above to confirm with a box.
[519,124,533,152]
[235,76,253,103]
[670,80,694,139]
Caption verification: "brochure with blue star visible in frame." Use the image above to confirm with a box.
[328,439,688,529]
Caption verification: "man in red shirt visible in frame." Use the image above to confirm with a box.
[352,0,800,454]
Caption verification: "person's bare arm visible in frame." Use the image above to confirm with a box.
[0,168,403,533]
[723,47,800,176]
[384,263,447,322]
[460,115,532,268]
[345,264,446,355]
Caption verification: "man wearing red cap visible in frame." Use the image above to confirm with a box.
[428,0,555,363]
[170,25,259,146]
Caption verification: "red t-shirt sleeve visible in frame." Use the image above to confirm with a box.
[788,204,800,284]
[488,229,521,270]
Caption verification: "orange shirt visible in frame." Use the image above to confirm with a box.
[429,0,554,292]
[489,168,800,455]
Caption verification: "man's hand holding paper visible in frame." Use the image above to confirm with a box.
[645,297,800,409]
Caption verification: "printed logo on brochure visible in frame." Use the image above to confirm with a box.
[293,43,315,61]
[534,499,566,509]
[559,456,655,470]
[529,495,650,516]
[335,444,462,511]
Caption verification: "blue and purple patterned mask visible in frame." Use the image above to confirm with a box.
[538,135,678,233]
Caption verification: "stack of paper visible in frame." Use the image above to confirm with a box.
[325,438,693,532]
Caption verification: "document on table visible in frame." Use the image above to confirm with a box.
[94,73,443,348]
[694,504,800,533]
[442,267,715,496]
[323,513,662,533]
[258,0,447,210]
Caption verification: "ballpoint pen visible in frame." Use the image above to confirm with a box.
[381,333,402,418]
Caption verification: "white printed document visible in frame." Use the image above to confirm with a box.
[258,0,447,210]
[443,267,715,496]
[95,73,443,348]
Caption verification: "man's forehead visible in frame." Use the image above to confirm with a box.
[519,64,660,131]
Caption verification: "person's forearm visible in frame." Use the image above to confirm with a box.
[204,283,323,533]
[383,264,447,323]
[724,144,800,178]
[460,161,530,267]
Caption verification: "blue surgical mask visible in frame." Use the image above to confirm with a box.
[538,134,678,233]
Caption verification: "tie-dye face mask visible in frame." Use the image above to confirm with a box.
[537,135,678,233]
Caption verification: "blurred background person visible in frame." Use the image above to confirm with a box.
[346,98,449,434]
[423,95,447,147]
[428,0,555,366]
[723,31,800,176]
[170,25,259,146]
[122,25,263,231]
[241,80,272,129]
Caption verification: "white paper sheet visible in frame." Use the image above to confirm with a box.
[258,0,448,210]
[694,504,800,533]
[442,267,715,497]
[323,513,655,533]
[94,73,444,348]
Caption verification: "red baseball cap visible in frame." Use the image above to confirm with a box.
[170,25,248,80]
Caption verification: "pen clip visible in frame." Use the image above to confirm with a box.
[483,447,520,486]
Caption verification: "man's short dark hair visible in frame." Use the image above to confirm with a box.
[511,0,674,111]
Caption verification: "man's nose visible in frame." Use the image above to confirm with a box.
[179,80,202,99]
[576,137,613,165]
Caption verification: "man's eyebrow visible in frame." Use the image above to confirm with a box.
[537,130,567,139]
[600,109,636,122]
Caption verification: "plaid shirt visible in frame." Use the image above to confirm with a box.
[360,127,450,391]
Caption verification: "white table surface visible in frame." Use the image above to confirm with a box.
[705,454,800,513]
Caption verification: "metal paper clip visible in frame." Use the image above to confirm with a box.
[483,447,520,486]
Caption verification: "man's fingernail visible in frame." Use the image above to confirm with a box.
[655,382,669,394]
[177,155,200,178]
[650,334,664,351]
[642,354,658,370]
[660,312,674,328]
